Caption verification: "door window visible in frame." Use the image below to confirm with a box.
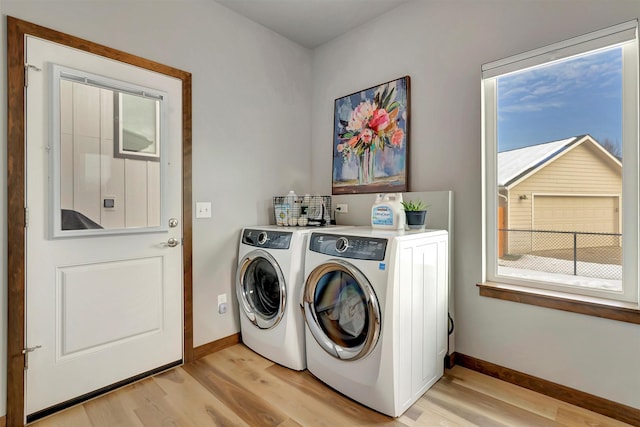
[237,250,286,329]
[304,260,380,360]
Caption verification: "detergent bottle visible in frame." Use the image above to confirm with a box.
[284,190,298,226]
[371,193,405,230]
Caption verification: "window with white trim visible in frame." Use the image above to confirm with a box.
[482,20,639,303]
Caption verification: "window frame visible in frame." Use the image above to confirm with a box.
[481,21,639,304]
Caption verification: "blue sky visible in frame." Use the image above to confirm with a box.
[497,47,622,153]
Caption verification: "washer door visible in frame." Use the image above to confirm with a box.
[236,249,286,329]
[303,259,381,360]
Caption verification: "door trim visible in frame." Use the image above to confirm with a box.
[6,16,193,426]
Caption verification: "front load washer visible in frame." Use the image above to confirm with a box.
[302,227,448,417]
[236,225,350,371]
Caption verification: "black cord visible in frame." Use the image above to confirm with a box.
[448,312,454,335]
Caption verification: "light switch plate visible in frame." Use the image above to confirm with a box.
[196,202,212,218]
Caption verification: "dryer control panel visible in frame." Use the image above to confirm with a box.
[309,233,387,261]
[242,229,292,249]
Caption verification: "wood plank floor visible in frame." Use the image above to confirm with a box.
[31,344,631,426]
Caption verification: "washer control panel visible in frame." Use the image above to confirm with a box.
[242,229,292,249]
[309,233,387,261]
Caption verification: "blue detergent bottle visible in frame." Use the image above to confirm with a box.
[371,193,405,230]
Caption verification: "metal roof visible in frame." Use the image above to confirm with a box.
[497,136,583,187]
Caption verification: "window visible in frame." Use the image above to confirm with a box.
[482,21,639,303]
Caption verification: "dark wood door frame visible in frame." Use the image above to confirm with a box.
[6,16,193,426]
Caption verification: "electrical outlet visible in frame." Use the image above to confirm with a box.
[336,203,348,213]
[218,293,228,314]
[218,293,227,305]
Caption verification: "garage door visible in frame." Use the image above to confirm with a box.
[533,195,619,250]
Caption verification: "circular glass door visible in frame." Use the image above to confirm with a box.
[236,249,286,329]
[303,259,381,360]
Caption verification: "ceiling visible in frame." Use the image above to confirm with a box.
[213,0,412,49]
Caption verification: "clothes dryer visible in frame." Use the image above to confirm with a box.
[302,227,448,416]
[236,225,350,371]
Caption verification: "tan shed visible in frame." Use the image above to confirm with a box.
[498,135,622,254]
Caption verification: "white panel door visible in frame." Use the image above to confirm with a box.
[25,36,183,417]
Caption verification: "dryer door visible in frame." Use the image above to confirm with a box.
[303,259,381,360]
[236,249,286,329]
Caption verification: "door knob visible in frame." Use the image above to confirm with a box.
[163,237,180,247]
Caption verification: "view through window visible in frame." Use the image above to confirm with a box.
[497,47,623,292]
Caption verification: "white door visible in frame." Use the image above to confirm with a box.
[25,36,183,417]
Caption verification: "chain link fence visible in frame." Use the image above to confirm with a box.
[499,229,622,280]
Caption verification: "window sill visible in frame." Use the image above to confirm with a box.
[477,282,640,325]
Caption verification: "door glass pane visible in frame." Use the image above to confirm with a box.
[243,257,282,319]
[313,270,368,348]
[52,65,166,236]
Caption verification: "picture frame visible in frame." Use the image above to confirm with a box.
[332,76,410,194]
[114,91,161,161]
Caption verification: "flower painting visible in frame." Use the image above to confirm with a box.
[332,76,410,194]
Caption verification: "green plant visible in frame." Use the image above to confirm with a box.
[401,200,428,211]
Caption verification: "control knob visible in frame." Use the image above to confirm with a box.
[258,232,269,245]
[335,237,350,253]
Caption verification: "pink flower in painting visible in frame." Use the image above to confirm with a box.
[347,101,374,132]
[360,128,373,144]
[391,129,404,147]
[369,108,390,132]
[335,80,406,168]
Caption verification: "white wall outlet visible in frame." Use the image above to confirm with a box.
[336,203,348,213]
[218,293,228,314]
[195,202,212,218]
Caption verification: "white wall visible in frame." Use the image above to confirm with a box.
[310,0,640,410]
[0,0,312,417]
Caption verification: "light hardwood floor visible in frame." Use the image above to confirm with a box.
[31,344,631,426]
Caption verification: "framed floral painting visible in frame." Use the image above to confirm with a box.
[332,76,410,194]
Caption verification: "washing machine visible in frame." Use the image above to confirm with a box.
[302,226,448,417]
[236,225,350,371]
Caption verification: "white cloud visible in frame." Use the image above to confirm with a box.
[498,47,621,113]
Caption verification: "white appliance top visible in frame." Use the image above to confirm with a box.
[313,225,447,239]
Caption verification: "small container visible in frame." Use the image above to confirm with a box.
[371,193,406,230]
[285,190,298,224]
[274,204,288,226]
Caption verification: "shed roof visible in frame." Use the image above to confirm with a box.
[497,135,619,188]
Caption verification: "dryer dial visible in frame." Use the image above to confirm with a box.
[258,232,269,245]
[335,237,350,253]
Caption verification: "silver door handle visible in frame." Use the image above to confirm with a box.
[22,345,42,370]
[162,237,180,247]
[22,345,42,354]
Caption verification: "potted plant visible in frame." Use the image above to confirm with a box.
[401,200,428,229]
